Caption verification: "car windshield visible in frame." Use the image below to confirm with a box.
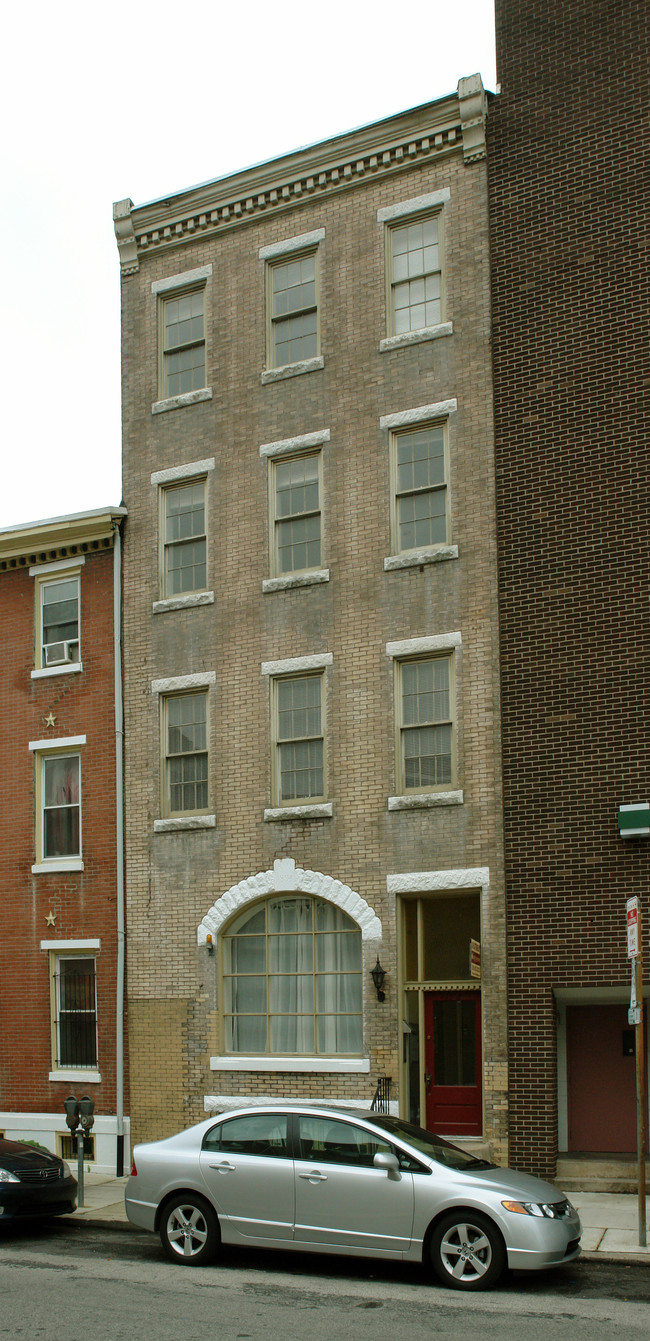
[365,1115,494,1170]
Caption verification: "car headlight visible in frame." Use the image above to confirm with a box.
[61,1162,72,1179]
[0,1168,20,1184]
[502,1199,571,1219]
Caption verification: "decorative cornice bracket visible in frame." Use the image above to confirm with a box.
[458,74,487,162]
[113,198,139,275]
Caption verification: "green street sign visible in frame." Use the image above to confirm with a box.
[619,803,650,838]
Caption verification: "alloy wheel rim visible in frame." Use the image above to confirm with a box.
[167,1205,209,1257]
[440,1223,491,1280]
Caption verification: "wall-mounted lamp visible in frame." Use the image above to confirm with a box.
[370,956,386,1002]
[206,934,214,956]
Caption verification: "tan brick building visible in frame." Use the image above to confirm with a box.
[115,76,508,1160]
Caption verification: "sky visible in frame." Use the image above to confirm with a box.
[0,2,497,532]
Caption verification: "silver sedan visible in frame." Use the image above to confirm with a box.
[125,1105,581,1290]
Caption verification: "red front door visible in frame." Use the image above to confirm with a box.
[424,991,482,1136]
[566,1003,648,1153]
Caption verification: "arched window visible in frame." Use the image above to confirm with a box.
[222,895,362,1056]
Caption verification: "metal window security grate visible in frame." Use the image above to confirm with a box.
[55,959,97,1068]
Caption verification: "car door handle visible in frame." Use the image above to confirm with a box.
[209,1161,236,1172]
[299,1170,328,1182]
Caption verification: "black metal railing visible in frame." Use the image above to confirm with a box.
[371,1076,392,1113]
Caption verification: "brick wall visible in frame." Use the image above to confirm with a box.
[489,0,650,1173]
[119,99,508,1153]
[0,542,127,1136]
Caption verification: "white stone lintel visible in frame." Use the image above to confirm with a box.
[377,188,450,223]
[151,458,215,485]
[387,867,490,895]
[259,429,330,459]
[386,632,461,658]
[380,399,457,431]
[261,653,332,676]
[151,671,216,693]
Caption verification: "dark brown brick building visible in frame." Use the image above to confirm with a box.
[489,0,650,1177]
[0,508,129,1173]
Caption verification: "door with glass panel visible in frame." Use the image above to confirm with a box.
[199,1112,294,1241]
[424,991,482,1136]
[293,1114,414,1252]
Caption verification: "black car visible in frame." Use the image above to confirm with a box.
[0,1139,77,1220]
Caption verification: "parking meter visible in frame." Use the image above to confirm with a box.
[64,1096,80,1131]
[79,1096,95,1131]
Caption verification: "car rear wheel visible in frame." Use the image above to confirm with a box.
[429,1211,505,1290]
[160,1194,220,1266]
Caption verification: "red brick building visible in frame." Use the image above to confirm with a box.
[0,507,129,1173]
[489,0,650,1179]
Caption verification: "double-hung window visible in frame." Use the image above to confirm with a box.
[273,674,325,805]
[163,692,208,816]
[42,753,81,858]
[392,423,448,552]
[162,479,206,596]
[152,265,212,411]
[31,735,85,872]
[260,230,324,379]
[34,568,81,670]
[270,252,318,367]
[272,453,321,576]
[222,895,362,1055]
[389,215,441,335]
[378,190,450,350]
[398,656,454,792]
[162,289,205,397]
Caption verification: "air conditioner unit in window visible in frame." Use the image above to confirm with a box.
[44,641,76,667]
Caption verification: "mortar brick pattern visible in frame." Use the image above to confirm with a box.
[490,0,650,1175]
[120,89,508,1157]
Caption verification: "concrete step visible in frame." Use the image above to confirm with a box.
[556,1155,650,1194]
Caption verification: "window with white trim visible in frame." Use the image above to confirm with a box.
[396,655,455,792]
[272,673,325,805]
[388,212,442,336]
[162,691,209,816]
[38,574,80,669]
[391,422,448,553]
[51,954,97,1070]
[160,287,206,398]
[161,478,207,596]
[267,250,319,368]
[222,895,362,1055]
[40,752,81,860]
[271,452,321,576]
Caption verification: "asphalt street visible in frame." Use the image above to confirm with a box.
[1,1220,650,1341]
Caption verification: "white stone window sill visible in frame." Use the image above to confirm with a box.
[263,570,330,593]
[152,387,213,415]
[154,815,217,833]
[384,546,458,571]
[380,322,453,352]
[210,1056,370,1073]
[49,1070,101,1084]
[264,803,333,822]
[388,791,463,811]
[153,592,215,613]
[261,356,324,385]
[31,663,83,680]
[32,860,84,873]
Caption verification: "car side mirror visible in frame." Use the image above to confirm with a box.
[373,1151,400,1178]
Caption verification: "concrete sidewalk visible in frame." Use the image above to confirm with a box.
[67,1174,650,1264]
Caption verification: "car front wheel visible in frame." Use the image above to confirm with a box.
[160,1194,219,1266]
[429,1210,506,1290]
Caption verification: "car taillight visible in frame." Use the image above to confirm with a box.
[130,1155,138,1176]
